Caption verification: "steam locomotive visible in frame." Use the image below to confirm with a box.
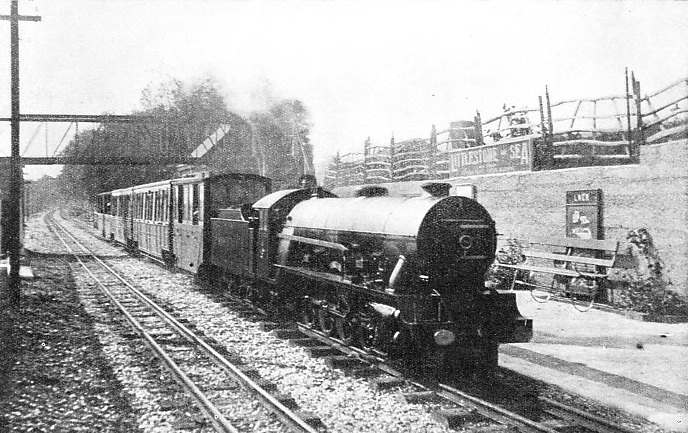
[94,172,532,374]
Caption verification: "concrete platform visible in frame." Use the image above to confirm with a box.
[501,291,688,432]
[0,261,34,280]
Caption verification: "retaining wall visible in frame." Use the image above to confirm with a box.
[333,139,688,295]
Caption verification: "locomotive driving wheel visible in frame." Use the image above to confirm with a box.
[318,310,336,335]
[334,294,354,343]
[335,316,355,344]
[300,301,318,328]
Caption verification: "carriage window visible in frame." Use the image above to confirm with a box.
[151,191,158,221]
[192,184,200,225]
[155,191,161,222]
[184,185,191,223]
[123,196,129,218]
[149,192,154,220]
[157,191,162,222]
[162,190,168,222]
[143,193,148,220]
[177,186,184,224]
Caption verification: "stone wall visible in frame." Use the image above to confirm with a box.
[333,139,688,295]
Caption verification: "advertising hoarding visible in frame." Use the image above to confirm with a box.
[448,138,532,177]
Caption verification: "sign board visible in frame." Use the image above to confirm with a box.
[447,138,532,177]
[565,189,602,240]
[451,183,477,200]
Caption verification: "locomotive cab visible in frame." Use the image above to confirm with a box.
[252,187,337,283]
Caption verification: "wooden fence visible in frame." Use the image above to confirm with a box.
[323,74,687,189]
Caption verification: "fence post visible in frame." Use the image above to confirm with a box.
[632,72,645,153]
[389,135,395,182]
[625,68,637,161]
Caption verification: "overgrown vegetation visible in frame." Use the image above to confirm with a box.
[612,229,688,316]
[486,238,531,290]
[42,75,314,209]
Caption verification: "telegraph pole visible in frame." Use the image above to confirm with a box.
[0,3,194,310]
[1,1,40,308]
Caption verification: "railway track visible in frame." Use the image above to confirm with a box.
[293,322,639,433]
[65,211,645,433]
[45,211,323,433]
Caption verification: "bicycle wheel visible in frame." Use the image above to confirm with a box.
[569,278,597,312]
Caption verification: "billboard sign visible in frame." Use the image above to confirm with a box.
[447,138,532,177]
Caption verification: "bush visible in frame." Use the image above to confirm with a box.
[613,229,688,316]
[486,238,532,290]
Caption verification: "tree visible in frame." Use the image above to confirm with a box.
[57,75,316,200]
[250,99,314,189]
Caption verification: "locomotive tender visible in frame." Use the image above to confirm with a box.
[95,173,532,374]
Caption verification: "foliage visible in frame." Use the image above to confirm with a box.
[58,125,174,201]
[25,176,63,215]
[613,229,688,316]
[55,75,315,203]
[249,99,314,189]
[486,238,531,290]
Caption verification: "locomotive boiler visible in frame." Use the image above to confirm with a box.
[211,182,532,373]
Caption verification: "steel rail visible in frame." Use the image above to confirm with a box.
[436,383,559,433]
[539,397,639,433]
[297,323,556,432]
[45,214,240,433]
[298,321,635,433]
[47,212,320,433]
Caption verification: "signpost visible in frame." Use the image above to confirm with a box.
[565,189,602,240]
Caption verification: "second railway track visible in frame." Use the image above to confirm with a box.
[45,210,323,433]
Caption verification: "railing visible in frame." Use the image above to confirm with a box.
[324,74,687,189]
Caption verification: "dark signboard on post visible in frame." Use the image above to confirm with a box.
[447,138,532,177]
[566,189,602,240]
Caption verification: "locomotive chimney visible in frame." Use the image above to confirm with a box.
[421,182,451,197]
[356,185,388,197]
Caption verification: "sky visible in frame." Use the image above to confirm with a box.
[0,0,687,180]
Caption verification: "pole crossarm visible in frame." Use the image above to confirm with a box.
[1,156,201,165]
[0,14,41,22]
[0,114,153,123]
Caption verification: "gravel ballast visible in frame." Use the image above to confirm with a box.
[2,211,455,432]
[4,210,669,432]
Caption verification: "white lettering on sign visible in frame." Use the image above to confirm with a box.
[447,138,532,175]
[574,192,590,202]
[508,141,530,164]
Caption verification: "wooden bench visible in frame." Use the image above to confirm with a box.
[496,236,619,309]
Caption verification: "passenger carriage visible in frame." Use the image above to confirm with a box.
[94,191,113,237]
[170,172,271,274]
[131,180,172,261]
[110,187,132,245]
